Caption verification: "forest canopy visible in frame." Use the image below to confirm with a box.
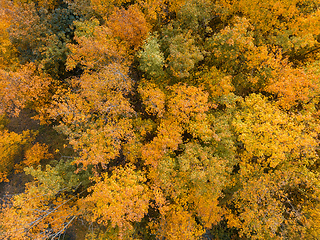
[0,0,320,239]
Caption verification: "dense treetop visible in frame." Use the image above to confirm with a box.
[0,0,320,239]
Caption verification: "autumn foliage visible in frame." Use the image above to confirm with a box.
[1,0,320,239]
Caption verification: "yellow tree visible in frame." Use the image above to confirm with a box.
[0,129,34,182]
[56,18,137,168]
[81,164,150,238]
[154,204,205,240]
[50,62,135,169]
[215,0,320,59]
[230,94,320,239]
[138,81,235,238]
[0,0,19,70]
[138,82,166,117]
[0,160,82,239]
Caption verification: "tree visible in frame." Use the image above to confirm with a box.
[107,4,150,50]
[0,64,52,117]
[81,164,150,238]
[137,34,165,78]
[50,62,135,169]
[1,0,320,239]
[153,204,205,240]
[230,93,320,239]
[0,160,84,239]
[66,25,128,72]
[265,61,320,109]
[90,0,131,16]
[175,0,214,35]
[0,130,34,182]
[5,2,75,78]
[138,82,166,117]
[0,0,19,70]
[162,26,203,78]
[18,143,53,170]
[215,0,320,60]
